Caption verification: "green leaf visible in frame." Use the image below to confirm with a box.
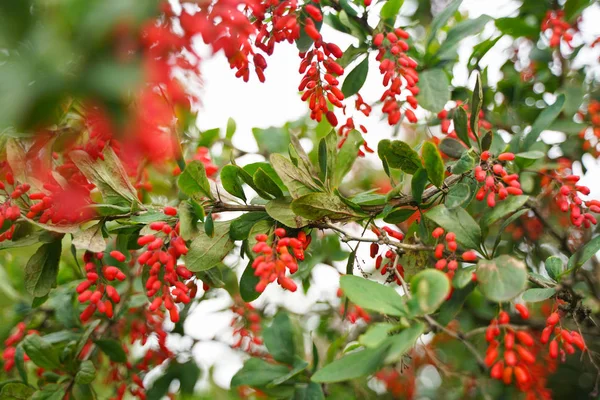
[221,165,247,202]
[240,261,261,302]
[407,269,451,316]
[495,17,539,38]
[229,212,269,241]
[341,57,369,97]
[204,212,214,237]
[268,358,308,387]
[567,235,600,272]
[476,255,527,302]
[377,139,422,174]
[266,198,309,228]
[452,107,470,146]
[94,339,127,363]
[439,137,466,158]
[340,275,407,316]
[522,94,565,150]
[545,256,563,281]
[411,168,429,204]
[21,335,61,370]
[31,385,66,400]
[383,208,416,224]
[436,15,492,60]
[311,345,389,383]
[425,205,481,249]
[178,201,198,241]
[69,147,138,207]
[198,128,220,147]
[178,160,213,199]
[426,0,462,47]
[15,345,27,384]
[492,208,529,255]
[481,195,529,227]
[186,222,234,271]
[25,240,62,298]
[417,69,450,112]
[383,322,426,363]
[254,168,284,199]
[293,382,325,400]
[480,131,493,151]
[291,193,365,221]
[453,266,476,289]
[451,150,476,174]
[359,323,397,348]
[231,357,291,387]
[226,117,237,139]
[515,151,545,168]
[264,313,296,364]
[380,0,403,19]
[422,142,445,187]
[333,130,362,187]
[71,223,106,253]
[270,154,319,198]
[522,288,557,303]
[253,126,292,154]
[75,360,96,385]
[470,72,483,137]
[0,383,35,400]
[445,182,471,209]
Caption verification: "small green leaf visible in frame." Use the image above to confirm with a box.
[522,94,565,150]
[383,322,425,363]
[341,57,369,97]
[435,16,492,60]
[221,165,247,202]
[340,275,407,316]
[240,261,261,302]
[407,269,451,316]
[522,288,557,302]
[293,382,325,400]
[452,107,470,146]
[186,222,234,271]
[426,0,462,47]
[94,339,127,363]
[21,335,61,370]
[178,201,198,241]
[425,205,481,250]
[254,168,284,199]
[470,72,483,137]
[178,161,213,199]
[229,212,269,241]
[495,17,539,38]
[411,168,429,204]
[481,195,529,227]
[545,256,563,280]
[380,0,403,19]
[383,208,416,224]
[445,182,471,209]
[452,150,476,174]
[333,129,362,187]
[25,240,62,298]
[311,345,389,383]
[75,360,96,384]
[422,142,445,187]
[567,235,600,272]
[0,383,35,400]
[291,193,365,221]
[231,358,291,387]
[417,69,450,112]
[263,313,296,364]
[226,117,237,139]
[378,139,422,174]
[453,266,476,289]
[359,323,397,348]
[439,137,466,158]
[477,255,527,302]
[204,212,214,237]
[270,154,319,199]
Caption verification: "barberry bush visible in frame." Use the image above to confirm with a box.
[1,0,600,398]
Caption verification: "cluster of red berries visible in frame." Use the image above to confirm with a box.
[373,28,419,125]
[541,10,575,48]
[431,228,478,278]
[552,175,597,227]
[337,288,371,324]
[370,226,406,284]
[298,6,345,126]
[231,300,264,355]
[541,311,586,361]
[486,308,539,390]
[438,103,492,140]
[0,173,22,242]
[251,228,310,293]
[474,151,524,208]
[137,209,195,324]
[77,250,127,322]
[2,323,31,372]
[255,1,300,57]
